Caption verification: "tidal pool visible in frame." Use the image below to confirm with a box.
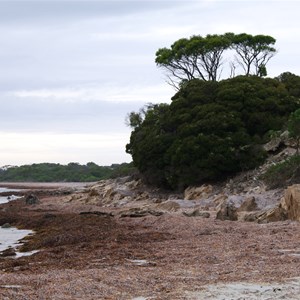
[0,227,35,256]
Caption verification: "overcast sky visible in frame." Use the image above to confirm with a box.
[1,0,300,166]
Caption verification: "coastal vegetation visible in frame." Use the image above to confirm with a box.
[126,33,300,190]
[262,154,300,189]
[0,162,136,182]
[155,33,276,88]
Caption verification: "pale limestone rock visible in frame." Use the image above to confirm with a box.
[156,200,181,212]
[242,206,287,223]
[184,185,213,200]
[281,185,300,221]
[216,200,238,221]
[238,196,258,212]
[213,194,228,206]
[263,137,282,152]
[183,209,210,218]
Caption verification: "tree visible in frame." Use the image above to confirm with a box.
[288,109,300,153]
[155,33,277,88]
[155,33,232,89]
[125,111,144,129]
[231,33,276,76]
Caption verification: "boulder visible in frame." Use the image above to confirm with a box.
[1,223,11,228]
[0,247,16,257]
[184,185,213,200]
[156,200,181,212]
[238,196,258,212]
[25,194,39,205]
[281,185,300,221]
[213,194,228,206]
[243,206,287,223]
[88,188,100,197]
[216,200,238,221]
[183,209,210,218]
[263,137,283,152]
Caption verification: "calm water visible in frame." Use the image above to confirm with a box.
[0,187,20,193]
[0,187,32,255]
[0,195,21,204]
[0,187,22,204]
[0,227,33,252]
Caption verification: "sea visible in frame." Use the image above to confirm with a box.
[0,187,35,256]
[0,187,22,204]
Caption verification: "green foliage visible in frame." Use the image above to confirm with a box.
[126,75,300,190]
[231,33,276,76]
[126,103,174,187]
[288,109,300,137]
[109,162,138,178]
[276,72,300,97]
[262,155,300,189]
[0,162,135,182]
[125,111,144,128]
[288,109,300,153]
[155,32,277,88]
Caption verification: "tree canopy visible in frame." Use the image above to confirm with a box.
[155,33,276,89]
[231,33,276,76]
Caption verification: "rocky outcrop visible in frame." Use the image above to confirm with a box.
[237,196,258,212]
[183,209,210,218]
[184,185,213,200]
[58,171,300,224]
[216,200,238,221]
[65,178,152,207]
[263,130,294,153]
[240,184,300,223]
[155,201,181,212]
[213,194,228,206]
[281,185,300,221]
[242,207,287,223]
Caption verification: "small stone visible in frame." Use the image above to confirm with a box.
[1,223,11,228]
[183,209,210,218]
[0,247,16,257]
[25,194,39,205]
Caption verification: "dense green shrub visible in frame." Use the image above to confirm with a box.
[126,75,300,190]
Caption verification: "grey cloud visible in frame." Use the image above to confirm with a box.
[0,1,186,25]
[1,0,300,165]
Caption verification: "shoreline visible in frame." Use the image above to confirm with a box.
[0,181,93,190]
[0,227,34,255]
[0,182,300,299]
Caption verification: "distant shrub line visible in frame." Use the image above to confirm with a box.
[0,162,136,182]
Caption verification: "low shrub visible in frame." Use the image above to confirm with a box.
[262,155,300,188]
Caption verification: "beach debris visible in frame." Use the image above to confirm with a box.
[1,223,11,228]
[25,194,39,205]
